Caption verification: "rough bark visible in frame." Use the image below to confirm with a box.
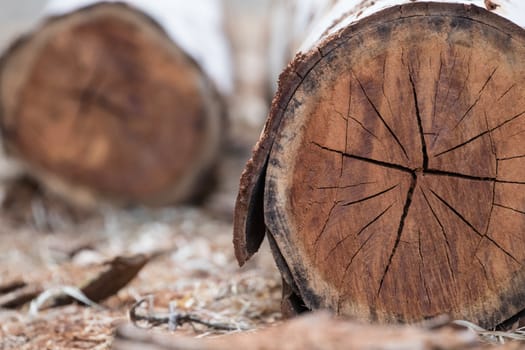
[234,1,525,328]
[0,1,229,207]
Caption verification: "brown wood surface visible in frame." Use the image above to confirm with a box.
[235,2,525,328]
[0,3,224,206]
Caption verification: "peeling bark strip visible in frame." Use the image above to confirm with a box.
[234,2,525,328]
[0,1,230,207]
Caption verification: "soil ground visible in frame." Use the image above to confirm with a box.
[0,2,280,349]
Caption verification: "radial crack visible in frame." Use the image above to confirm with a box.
[421,189,456,281]
[378,173,417,295]
[418,230,432,306]
[429,189,483,237]
[431,54,443,128]
[381,55,397,131]
[352,73,409,160]
[475,255,491,285]
[453,67,498,131]
[348,116,380,140]
[316,182,375,190]
[425,169,495,182]
[345,77,352,154]
[496,180,525,185]
[485,235,522,266]
[494,203,525,215]
[408,68,429,169]
[434,109,525,158]
[325,203,395,260]
[311,142,413,174]
[497,154,525,161]
[313,200,341,255]
[497,83,516,102]
[340,222,381,292]
[342,185,398,207]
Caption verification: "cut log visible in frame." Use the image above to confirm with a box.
[0,0,232,207]
[234,1,525,328]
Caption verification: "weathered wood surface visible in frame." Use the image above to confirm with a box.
[0,1,231,207]
[234,1,525,328]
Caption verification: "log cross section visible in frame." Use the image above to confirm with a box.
[235,3,525,328]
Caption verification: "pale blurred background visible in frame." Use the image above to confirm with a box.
[0,0,271,51]
[0,0,275,215]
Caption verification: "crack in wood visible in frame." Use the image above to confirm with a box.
[352,72,409,160]
[497,154,525,161]
[429,189,483,238]
[494,203,525,215]
[311,141,514,187]
[420,188,456,282]
[339,218,383,300]
[313,77,358,258]
[324,203,395,261]
[497,83,516,102]
[381,54,397,133]
[430,53,444,151]
[311,142,413,174]
[418,229,433,306]
[312,141,518,187]
[342,185,398,207]
[453,67,498,131]
[313,200,341,260]
[430,188,522,265]
[429,54,444,152]
[316,182,375,190]
[485,112,498,236]
[495,180,525,185]
[475,255,491,285]
[345,75,352,155]
[377,173,417,296]
[434,109,525,158]
[424,169,495,182]
[348,115,381,140]
[484,235,522,266]
[408,67,429,169]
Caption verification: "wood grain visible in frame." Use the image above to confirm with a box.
[235,2,525,328]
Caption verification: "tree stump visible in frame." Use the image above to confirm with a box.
[0,1,230,207]
[234,2,525,328]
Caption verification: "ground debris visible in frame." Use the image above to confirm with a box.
[0,283,43,309]
[0,206,281,349]
[129,297,247,332]
[113,311,480,350]
[61,253,155,305]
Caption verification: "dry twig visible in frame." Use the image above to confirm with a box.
[129,297,246,332]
